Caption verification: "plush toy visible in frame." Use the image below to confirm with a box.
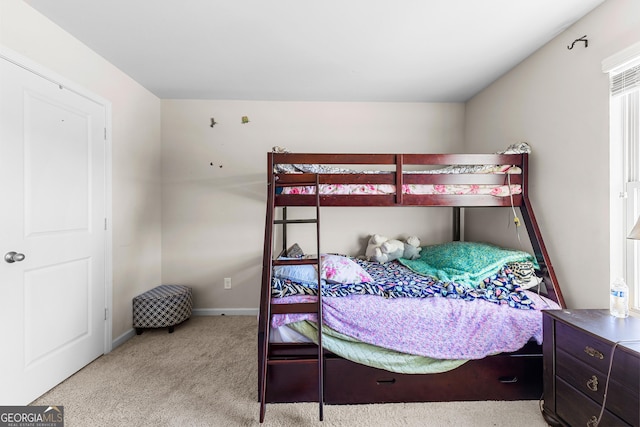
[380,238,405,263]
[402,236,422,260]
[365,234,405,263]
[365,234,387,262]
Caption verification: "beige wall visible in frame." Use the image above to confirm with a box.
[161,100,464,310]
[464,0,640,308]
[0,1,163,340]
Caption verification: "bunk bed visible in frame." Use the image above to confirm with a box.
[258,148,566,422]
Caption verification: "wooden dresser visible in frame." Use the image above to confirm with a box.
[542,309,640,426]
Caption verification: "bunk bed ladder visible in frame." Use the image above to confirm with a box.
[259,173,324,423]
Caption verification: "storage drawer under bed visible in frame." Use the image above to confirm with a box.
[265,348,543,404]
[325,352,542,404]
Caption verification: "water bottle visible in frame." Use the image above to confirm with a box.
[610,277,629,318]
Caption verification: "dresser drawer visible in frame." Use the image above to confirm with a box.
[556,348,638,425]
[555,378,630,427]
[555,321,639,392]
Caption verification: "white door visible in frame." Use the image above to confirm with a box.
[0,56,107,404]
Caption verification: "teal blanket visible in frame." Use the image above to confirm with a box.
[398,241,538,288]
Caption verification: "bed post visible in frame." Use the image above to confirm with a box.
[258,153,276,414]
[453,207,461,241]
[282,207,287,254]
[395,154,404,205]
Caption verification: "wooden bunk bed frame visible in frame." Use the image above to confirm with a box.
[258,152,565,421]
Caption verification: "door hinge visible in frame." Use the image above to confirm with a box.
[104,128,107,140]
[104,218,107,230]
[104,308,108,320]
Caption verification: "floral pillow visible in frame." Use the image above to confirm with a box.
[320,254,373,284]
[273,254,373,286]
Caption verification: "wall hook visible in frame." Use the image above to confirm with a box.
[567,35,588,50]
[210,117,218,127]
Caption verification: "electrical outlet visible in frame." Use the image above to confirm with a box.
[224,277,232,290]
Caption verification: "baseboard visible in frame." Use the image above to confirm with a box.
[193,308,259,316]
[111,328,136,351]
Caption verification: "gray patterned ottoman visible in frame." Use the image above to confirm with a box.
[133,285,193,334]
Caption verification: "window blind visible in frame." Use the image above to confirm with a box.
[611,63,640,96]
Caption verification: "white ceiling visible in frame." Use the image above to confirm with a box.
[25,0,605,102]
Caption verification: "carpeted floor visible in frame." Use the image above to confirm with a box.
[32,316,550,426]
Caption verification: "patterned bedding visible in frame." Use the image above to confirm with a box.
[272,256,537,310]
[279,182,521,197]
[270,241,557,367]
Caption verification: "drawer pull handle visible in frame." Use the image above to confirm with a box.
[584,346,604,360]
[376,378,396,385]
[498,376,518,384]
[586,375,598,392]
[586,415,599,427]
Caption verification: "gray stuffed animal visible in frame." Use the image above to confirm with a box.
[402,236,422,260]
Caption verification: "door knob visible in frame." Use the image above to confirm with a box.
[4,251,25,263]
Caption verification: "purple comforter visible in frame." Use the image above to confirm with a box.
[271,291,560,360]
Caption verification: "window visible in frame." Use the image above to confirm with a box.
[605,42,640,312]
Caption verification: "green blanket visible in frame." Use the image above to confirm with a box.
[288,321,466,374]
[398,241,538,288]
